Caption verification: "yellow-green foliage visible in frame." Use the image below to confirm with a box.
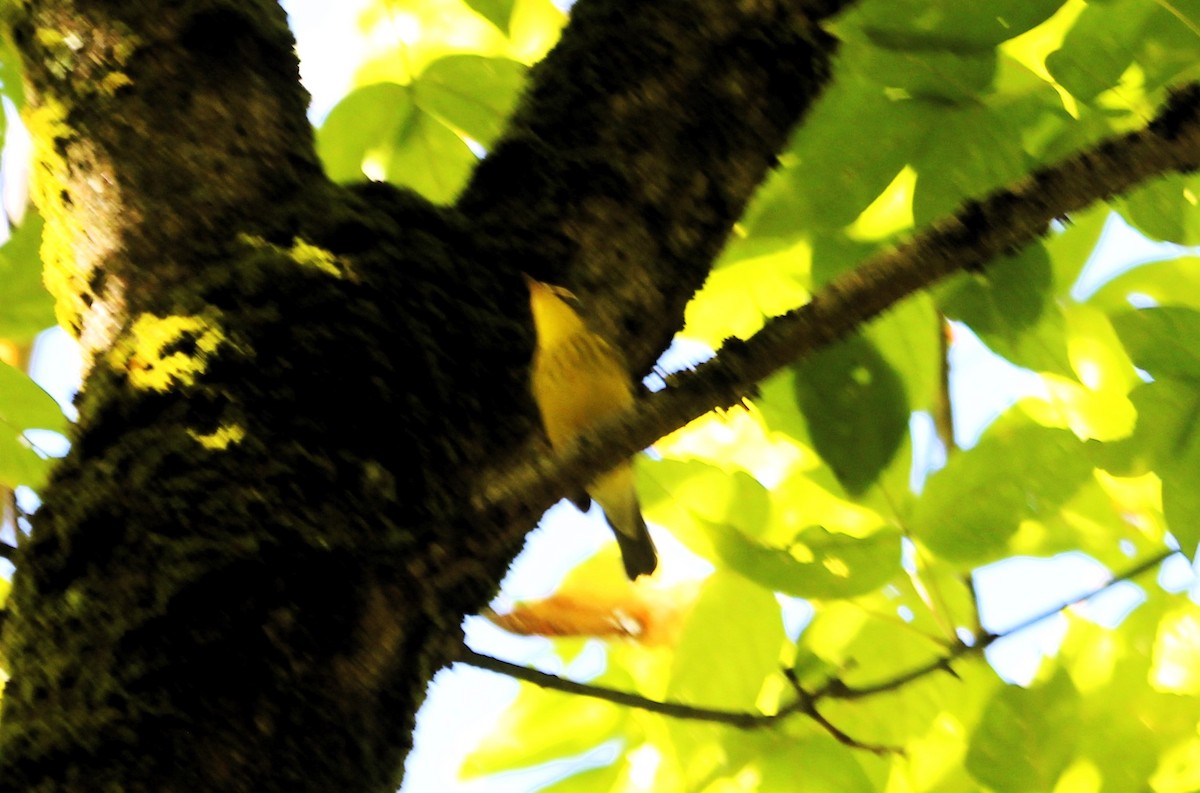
[106,312,224,392]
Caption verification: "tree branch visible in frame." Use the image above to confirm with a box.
[477,84,1200,536]
[816,548,1174,701]
[781,667,899,755]
[460,549,1176,739]
[457,0,847,373]
[457,646,771,728]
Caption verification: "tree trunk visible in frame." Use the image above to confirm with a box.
[0,1,842,789]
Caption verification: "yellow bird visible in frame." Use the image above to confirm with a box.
[525,275,658,579]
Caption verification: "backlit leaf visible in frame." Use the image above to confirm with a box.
[967,672,1082,791]
[912,419,1093,562]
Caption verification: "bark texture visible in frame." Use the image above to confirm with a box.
[0,0,843,790]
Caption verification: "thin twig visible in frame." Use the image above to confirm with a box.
[0,541,14,561]
[458,647,772,728]
[816,548,1175,701]
[964,571,984,636]
[782,667,900,755]
[460,549,1177,738]
[934,311,957,454]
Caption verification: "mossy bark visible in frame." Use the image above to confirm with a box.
[0,0,843,790]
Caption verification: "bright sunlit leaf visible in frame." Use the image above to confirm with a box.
[413,54,526,147]
[1118,173,1200,246]
[460,688,627,779]
[1151,602,1200,695]
[967,673,1082,792]
[680,237,811,346]
[913,418,1094,562]
[0,213,53,343]
[1021,373,1135,441]
[940,243,1074,376]
[1112,306,1200,379]
[707,516,902,600]
[1089,257,1200,313]
[1044,0,1154,102]
[757,735,876,792]
[668,572,785,710]
[463,0,515,34]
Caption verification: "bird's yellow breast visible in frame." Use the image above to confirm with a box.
[526,278,634,450]
[531,331,633,449]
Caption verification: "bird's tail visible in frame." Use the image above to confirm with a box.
[611,512,657,580]
[592,466,658,579]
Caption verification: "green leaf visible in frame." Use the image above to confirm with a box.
[640,458,902,598]
[941,246,1050,339]
[667,571,784,710]
[1136,1,1200,92]
[1089,256,1200,313]
[796,599,933,685]
[745,75,927,234]
[413,55,526,148]
[911,102,1030,227]
[758,736,876,793]
[754,367,815,449]
[0,213,55,343]
[640,459,771,558]
[967,672,1082,792]
[1057,602,1200,791]
[841,0,1069,50]
[1151,602,1200,696]
[912,420,1093,562]
[681,236,812,345]
[462,0,515,35]
[868,292,940,413]
[0,361,66,431]
[1111,307,1200,379]
[810,231,892,290]
[1095,378,1199,471]
[940,243,1072,375]
[0,432,53,490]
[1045,0,1156,102]
[1045,206,1109,297]
[317,82,477,202]
[797,602,1003,751]
[1009,469,1160,564]
[752,296,936,516]
[794,334,909,496]
[1060,303,1139,397]
[318,82,415,182]
[0,361,65,489]
[708,517,902,600]
[380,110,477,203]
[1165,467,1200,561]
[1104,378,1200,557]
[1116,173,1200,246]
[0,30,23,106]
[459,687,626,778]
[847,38,997,101]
